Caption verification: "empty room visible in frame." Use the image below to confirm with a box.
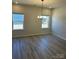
[12,0,66,59]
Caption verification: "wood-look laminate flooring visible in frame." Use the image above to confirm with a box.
[12,34,66,59]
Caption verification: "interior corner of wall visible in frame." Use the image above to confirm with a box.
[53,32,66,40]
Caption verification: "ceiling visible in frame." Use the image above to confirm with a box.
[12,0,66,8]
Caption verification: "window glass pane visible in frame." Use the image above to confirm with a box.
[42,17,49,28]
[38,16,49,28]
[12,13,24,30]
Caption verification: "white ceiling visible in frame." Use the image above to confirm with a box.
[12,0,66,8]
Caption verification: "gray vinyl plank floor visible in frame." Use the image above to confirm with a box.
[12,34,66,59]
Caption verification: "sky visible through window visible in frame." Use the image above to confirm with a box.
[12,13,24,30]
[38,16,49,28]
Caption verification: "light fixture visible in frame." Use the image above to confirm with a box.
[38,0,44,19]
[41,0,44,16]
[16,0,19,4]
[16,2,18,4]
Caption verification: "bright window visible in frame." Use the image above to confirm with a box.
[38,16,49,28]
[12,13,24,30]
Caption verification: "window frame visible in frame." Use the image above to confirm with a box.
[12,12,24,31]
[38,15,50,29]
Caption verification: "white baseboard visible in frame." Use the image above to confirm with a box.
[13,32,51,38]
[53,32,66,40]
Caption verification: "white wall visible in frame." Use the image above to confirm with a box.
[51,6,66,40]
[12,4,51,37]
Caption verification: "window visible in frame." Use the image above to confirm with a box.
[12,13,24,30]
[38,16,49,28]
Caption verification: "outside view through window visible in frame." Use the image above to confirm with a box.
[38,16,49,28]
[12,13,24,30]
